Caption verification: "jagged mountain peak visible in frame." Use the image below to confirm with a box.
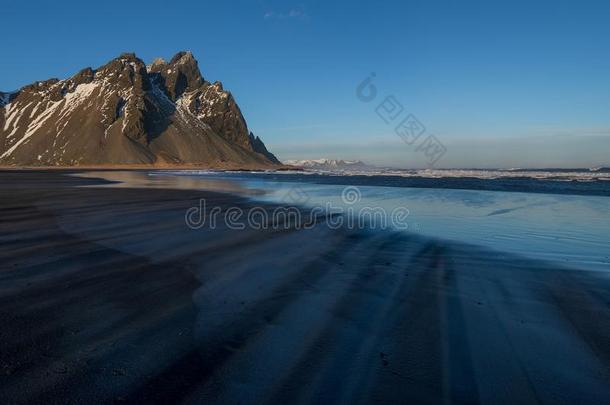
[119,52,138,59]
[148,50,204,101]
[148,57,167,70]
[210,81,224,91]
[94,55,150,94]
[0,51,278,167]
[72,67,95,83]
[170,50,196,65]
[98,53,147,73]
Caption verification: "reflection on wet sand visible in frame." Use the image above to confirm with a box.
[73,170,265,196]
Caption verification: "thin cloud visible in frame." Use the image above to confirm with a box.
[288,8,305,18]
[264,7,308,20]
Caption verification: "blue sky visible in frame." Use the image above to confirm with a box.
[3,0,610,168]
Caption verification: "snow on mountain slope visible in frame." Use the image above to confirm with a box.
[0,52,279,166]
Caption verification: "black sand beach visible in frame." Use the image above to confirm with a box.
[1,170,609,404]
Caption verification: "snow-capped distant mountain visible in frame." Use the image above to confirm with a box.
[280,161,610,181]
[283,159,372,171]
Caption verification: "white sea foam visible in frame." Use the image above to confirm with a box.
[283,167,610,181]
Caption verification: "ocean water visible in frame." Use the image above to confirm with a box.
[76,169,608,272]
[147,170,610,272]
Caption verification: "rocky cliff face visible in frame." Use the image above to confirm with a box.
[0,51,279,166]
[0,91,13,107]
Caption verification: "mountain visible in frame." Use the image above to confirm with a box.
[283,159,372,171]
[0,92,12,107]
[0,51,279,167]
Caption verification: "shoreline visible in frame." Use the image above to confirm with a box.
[1,166,608,197]
[0,164,298,172]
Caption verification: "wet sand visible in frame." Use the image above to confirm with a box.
[1,170,609,404]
